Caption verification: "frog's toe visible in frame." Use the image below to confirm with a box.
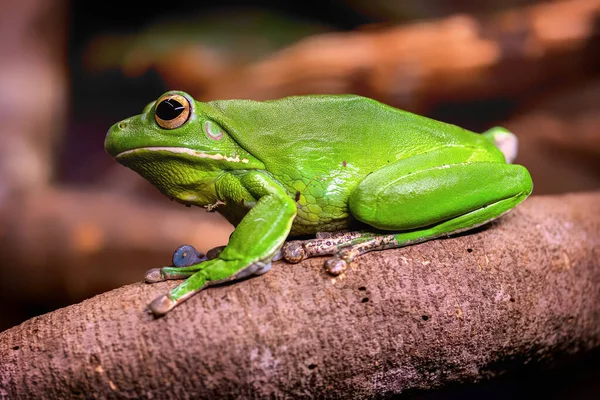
[325,256,348,276]
[205,245,226,260]
[172,244,207,267]
[148,294,177,317]
[272,249,283,262]
[145,268,165,283]
[282,241,306,263]
[483,127,519,163]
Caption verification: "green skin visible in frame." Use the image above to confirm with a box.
[105,90,533,316]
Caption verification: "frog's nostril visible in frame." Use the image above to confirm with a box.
[118,122,127,129]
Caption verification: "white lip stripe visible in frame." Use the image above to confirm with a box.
[116,146,250,164]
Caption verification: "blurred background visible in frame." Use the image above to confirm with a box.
[0,0,598,395]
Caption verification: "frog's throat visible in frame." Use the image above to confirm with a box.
[116,146,250,164]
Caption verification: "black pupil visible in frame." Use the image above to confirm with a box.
[156,99,185,121]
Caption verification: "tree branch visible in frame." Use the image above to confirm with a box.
[1,192,599,398]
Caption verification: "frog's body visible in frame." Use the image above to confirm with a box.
[208,96,506,235]
[105,91,532,316]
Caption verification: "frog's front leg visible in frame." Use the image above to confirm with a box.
[147,171,296,316]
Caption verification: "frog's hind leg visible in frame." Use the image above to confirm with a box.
[348,150,532,233]
[284,148,532,275]
[322,194,523,275]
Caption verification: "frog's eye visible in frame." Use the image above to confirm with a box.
[154,94,191,129]
[204,120,224,140]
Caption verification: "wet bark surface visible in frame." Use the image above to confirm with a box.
[1,192,599,399]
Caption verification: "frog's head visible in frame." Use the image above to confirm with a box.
[105,90,264,205]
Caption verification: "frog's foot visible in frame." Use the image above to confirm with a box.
[145,244,225,283]
[281,231,399,275]
[148,259,272,317]
[324,233,399,276]
[282,231,368,263]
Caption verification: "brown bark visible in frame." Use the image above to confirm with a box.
[1,191,599,399]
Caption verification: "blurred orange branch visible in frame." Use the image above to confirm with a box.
[156,0,600,110]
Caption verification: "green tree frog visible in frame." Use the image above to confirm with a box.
[105,91,533,316]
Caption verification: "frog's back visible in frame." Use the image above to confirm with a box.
[208,94,503,172]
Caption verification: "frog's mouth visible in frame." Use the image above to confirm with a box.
[116,146,251,164]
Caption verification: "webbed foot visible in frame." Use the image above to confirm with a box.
[282,231,400,276]
[282,231,366,264]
